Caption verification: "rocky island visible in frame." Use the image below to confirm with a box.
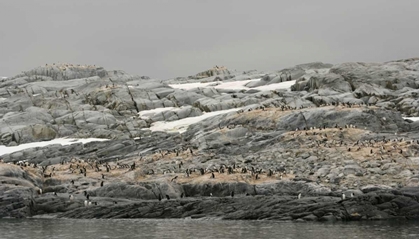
[0,59,418,221]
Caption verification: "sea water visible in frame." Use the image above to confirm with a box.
[0,218,418,239]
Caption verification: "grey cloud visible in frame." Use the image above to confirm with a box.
[0,0,418,79]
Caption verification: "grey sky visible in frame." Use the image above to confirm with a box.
[0,0,418,79]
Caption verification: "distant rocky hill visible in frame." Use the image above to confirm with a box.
[0,59,418,221]
[0,59,417,146]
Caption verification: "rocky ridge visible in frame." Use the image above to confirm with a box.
[0,59,418,221]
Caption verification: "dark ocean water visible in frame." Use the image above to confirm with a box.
[0,218,418,239]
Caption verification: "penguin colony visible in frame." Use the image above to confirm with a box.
[1,103,417,205]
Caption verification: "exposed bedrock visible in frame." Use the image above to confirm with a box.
[0,59,418,220]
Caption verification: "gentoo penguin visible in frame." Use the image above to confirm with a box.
[231,191,234,198]
[101,174,105,179]
[342,193,346,200]
[171,176,178,182]
[297,193,301,199]
[86,194,90,200]
[100,181,104,187]
[53,192,57,196]
[211,173,215,179]
[210,193,213,197]
[350,192,354,198]
[69,195,74,201]
[166,195,170,200]
[38,189,43,195]
[71,180,74,185]
[158,194,162,201]
[180,193,184,198]
[84,200,88,207]
[88,201,92,206]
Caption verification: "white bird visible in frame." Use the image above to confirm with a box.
[297,193,301,199]
[84,200,88,207]
[342,193,346,200]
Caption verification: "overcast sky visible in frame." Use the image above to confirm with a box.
[0,0,418,79]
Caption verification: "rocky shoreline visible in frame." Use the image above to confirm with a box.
[0,59,418,221]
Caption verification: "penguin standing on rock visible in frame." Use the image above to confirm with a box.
[231,191,234,198]
[342,193,346,200]
[297,193,301,199]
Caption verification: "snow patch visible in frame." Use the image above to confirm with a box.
[254,80,296,91]
[0,138,109,156]
[169,82,213,90]
[138,107,176,119]
[169,78,296,92]
[403,117,419,122]
[149,107,242,133]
